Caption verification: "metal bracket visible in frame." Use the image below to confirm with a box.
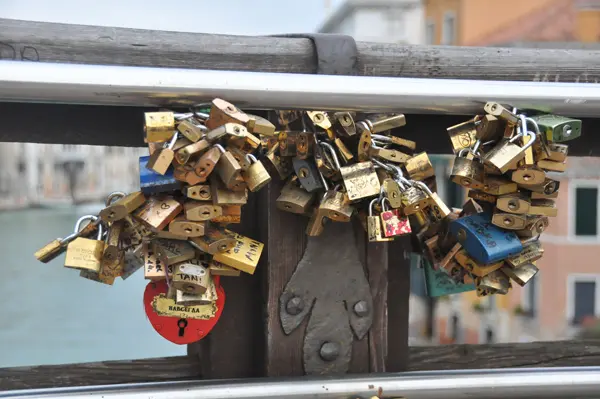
[279,222,372,375]
[268,33,359,76]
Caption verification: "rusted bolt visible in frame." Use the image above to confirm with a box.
[285,296,304,315]
[319,341,340,362]
[353,300,369,317]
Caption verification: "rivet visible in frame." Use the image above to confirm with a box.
[285,296,304,315]
[319,341,340,362]
[353,300,369,317]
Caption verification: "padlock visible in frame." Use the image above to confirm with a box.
[475,114,502,141]
[364,114,407,133]
[209,260,241,276]
[405,152,435,181]
[176,273,218,305]
[144,111,175,143]
[483,129,536,174]
[307,111,332,131]
[401,182,432,215]
[246,113,276,136]
[502,262,539,286]
[510,165,546,186]
[468,189,497,204]
[100,220,125,279]
[184,201,223,222]
[211,205,242,224]
[169,217,205,238]
[64,215,105,272]
[278,131,298,157]
[506,240,544,268]
[528,199,558,217]
[205,98,250,130]
[380,198,411,237]
[263,144,293,180]
[189,225,237,255]
[450,212,523,264]
[173,163,206,186]
[496,192,531,215]
[340,161,380,201]
[319,185,354,222]
[175,139,210,165]
[209,176,248,205]
[483,102,519,125]
[276,177,316,214]
[478,269,512,294]
[206,122,247,142]
[134,196,183,231]
[357,123,373,162]
[296,132,315,160]
[292,158,324,193]
[121,244,145,280]
[212,231,264,275]
[367,198,393,242]
[225,146,252,170]
[185,184,212,201]
[454,249,505,278]
[333,111,357,137]
[547,143,568,162]
[516,216,550,238]
[144,280,225,345]
[152,238,196,266]
[146,132,179,175]
[423,192,452,225]
[519,178,560,196]
[172,260,210,295]
[447,117,478,154]
[177,119,206,142]
[491,212,528,230]
[36,213,102,263]
[480,176,518,196]
[382,178,403,209]
[139,156,183,194]
[213,144,243,189]
[537,159,567,172]
[144,245,173,280]
[529,114,582,143]
[99,191,146,223]
[193,144,222,182]
[242,154,272,192]
[450,150,485,189]
[423,257,475,297]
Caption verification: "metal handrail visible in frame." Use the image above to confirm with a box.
[3,367,600,399]
[0,61,599,116]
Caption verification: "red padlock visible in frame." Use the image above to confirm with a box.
[143,277,225,345]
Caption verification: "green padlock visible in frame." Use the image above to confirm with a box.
[529,114,582,143]
[422,257,475,297]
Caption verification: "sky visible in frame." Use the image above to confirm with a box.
[0,0,344,35]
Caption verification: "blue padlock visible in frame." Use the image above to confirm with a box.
[422,258,475,297]
[139,156,182,195]
[449,212,523,264]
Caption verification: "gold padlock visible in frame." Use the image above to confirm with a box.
[242,154,272,192]
[205,98,250,130]
[318,185,354,222]
[133,196,183,231]
[144,111,175,143]
[367,198,393,242]
[189,225,237,255]
[502,262,538,286]
[99,191,146,223]
[184,201,223,222]
[177,119,206,142]
[146,132,179,175]
[276,178,316,214]
[152,238,196,267]
[64,215,105,273]
[340,161,380,201]
[175,139,210,165]
[186,184,212,202]
[212,231,264,275]
[172,260,210,295]
[405,152,435,181]
[169,217,206,238]
[100,220,125,279]
[450,150,485,189]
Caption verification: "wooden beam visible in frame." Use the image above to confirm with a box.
[1,18,600,83]
[3,340,600,391]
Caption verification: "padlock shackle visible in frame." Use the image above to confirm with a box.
[214,143,226,154]
[386,163,410,190]
[319,142,341,171]
[245,154,258,164]
[73,214,103,240]
[105,191,126,206]
[368,198,378,216]
[166,132,179,149]
[518,114,537,150]
[413,180,433,196]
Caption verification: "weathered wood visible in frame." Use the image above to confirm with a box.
[4,341,600,391]
[2,18,600,83]
[1,102,599,156]
[408,340,600,370]
[0,356,201,391]
[365,235,388,372]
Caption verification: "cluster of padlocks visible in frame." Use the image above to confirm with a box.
[33,98,581,343]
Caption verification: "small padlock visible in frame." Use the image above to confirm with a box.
[192,144,223,182]
[213,144,243,189]
[369,142,411,164]
[382,178,403,209]
[121,244,145,280]
[242,154,272,192]
[496,192,531,215]
[510,165,546,186]
[246,113,276,136]
[454,249,505,278]
[307,111,332,130]
[172,260,210,295]
[146,132,179,175]
[483,102,519,125]
[100,220,125,279]
[206,122,248,142]
[401,182,432,215]
[263,144,293,180]
[212,231,264,275]
[475,114,502,141]
[296,132,315,160]
[405,152,435,181]
[64,215,105,272]
[177,119,206,142]
[184,201,223,222]
[99,191,146,223]
[481,176,518,196]
[529,114,582,143]
[205,98,250,130]
[491,212,528,231]
[447,117,478,154]
[144,111,175,143]
[506,240,544,268]
[519,178,560,196]
[450,212,523,264]
[367,198,393,242]
[189,225,237,255]
[528,199,558,217]
[133,196,183,231]
[152,239,196,267]
[175,139,210,165]
[292,158,324,193]
[319,185,354,222]
[209,260,241,276]
[380,198,411,237]
[211,204,242,225]
[422,257,476,297]
[333,112,357,137]
[501,262,539,286]
[483,128,536,174]
[169,217,206,238]
[357,123,373,162]
[450,149,485,189]
[139,156,183,194]
[479,270,512,294]
[144,245,173,280]
[36,213,102,263]
[186,184,212,201]
[516,216,550,238]
[340,161,380,201]
[547,143,568,162]
[537,159,567,172]
[364,114,407,133]
[276,177,316,214]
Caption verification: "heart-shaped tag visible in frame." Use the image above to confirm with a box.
[143,277,225,345]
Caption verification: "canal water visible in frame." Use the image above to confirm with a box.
[0,205,185,368]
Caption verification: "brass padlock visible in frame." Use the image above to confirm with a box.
[455,249,504,278]
[547,143,568,162]
[367,198,393,242]
[246,113,276,136]
[184,201,223,222]
[278,131,298,157]
[206,122,248,142]
[528,199,558,217]
[516,216,550,238]
[401,182,432,215]
[212,231,264,275]
[152,238,196,266]
[100,220,125,279]
[193,145,222,182]
[364,114,406,133]
[99,191,146,223]
[447,117,478,154]
[481,176,518,196]
[35,214,101,263]
[214,144,243,189]
[208,176,248,206]
[484,102,519,125]
[511,165,546,186]
[357,122,373,162]
[144,111,175,143]
[405,152,435,181]
[424,192,452,224]
[476,114,502,141]
[382,178,403,209]
[519,178,560,196]
[146,132,179,175]
[537,159,567,172]
[479,269,512,295]
[502,262,539,286]
[263,143,293,180]
[172,260,210,295]
[186,184,212,201]
[296,132,314,160]
[64,215,105,272]
[483,129,536,174]
[340,161,380,201]
[496,192,531,215]
[276,177,316,214]
[174,163,205,186]
[189,225,237,255]
[333,112,356,137]
[506,240,544,268]
[175,139,210,165]
[491,212,528,230]
[450,150,485,189]
[369,143,411,164]
[177,119,206,142]
[169,217,205,238]
[143,244,173,280]
[318,185,354,222]
[133,196,183,231]
[242,154,272,192]
[205,98,250,130]
[307,111,332,130]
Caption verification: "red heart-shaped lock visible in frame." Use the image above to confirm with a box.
[144,277,225,345]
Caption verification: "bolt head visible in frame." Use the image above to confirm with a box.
[285,296,304,315]
[319,341,340,362]
[353,300,369,317]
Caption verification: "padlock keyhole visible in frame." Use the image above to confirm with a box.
[178,319,188,337]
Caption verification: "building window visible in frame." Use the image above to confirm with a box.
[441,12,456,45]
[575,187,598,236]
[522,274,538,317]
[567,274,600,325]
[425,20,435,45]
